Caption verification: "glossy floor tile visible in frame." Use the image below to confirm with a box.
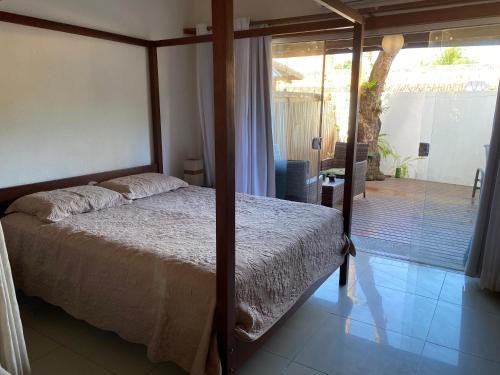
[18,252,500,375]
[295,314,424,375]
[282,362,326,375]
[325,280,437,339]
[238,350,290,375]
[427,301,500,362]
[264,255,369,359]
[69,326,156,375]
[417,342,500,375]
[22,325,60,362]
[31,347,114,375]
[439,272,500,315]
[263,297,331,359]
[355,259,446,299]
[21,300,93,347]
[146,362,187,375]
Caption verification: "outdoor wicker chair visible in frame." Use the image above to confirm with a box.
[275,160,319,204]
[321,142,369,199]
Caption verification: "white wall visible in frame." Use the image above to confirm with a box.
[0,23,151,188]
[379,91,496,186]
[379,93,432,179]
[158,45,202,177]
[426,92,495,186]
[0,0,201,188]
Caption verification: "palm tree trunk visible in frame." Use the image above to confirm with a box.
[358,50,398,180]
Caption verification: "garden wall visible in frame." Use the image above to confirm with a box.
[379,91,496,186]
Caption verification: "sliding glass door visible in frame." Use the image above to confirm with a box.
[408,26,500,269]
[271,41,329,204]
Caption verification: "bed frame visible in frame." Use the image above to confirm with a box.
[1,1,499,373]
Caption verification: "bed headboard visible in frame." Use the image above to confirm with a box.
[0,164,157,215]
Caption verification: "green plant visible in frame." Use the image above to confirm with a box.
[377,133,397,161]
[392,154,422,178]
[433,47,475,66]
[361,79,379,95]
[334,60,352,70]
[361,79,386,115]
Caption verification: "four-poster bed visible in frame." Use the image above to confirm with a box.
[0,3,363,373]
[1,1,500,374]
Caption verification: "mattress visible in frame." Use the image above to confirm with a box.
[1,186,346,374]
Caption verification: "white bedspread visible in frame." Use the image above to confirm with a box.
[1,186,345,374]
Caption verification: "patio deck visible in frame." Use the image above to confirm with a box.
[349,178,479,270]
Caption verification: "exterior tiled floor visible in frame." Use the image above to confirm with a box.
[350,179,478,270]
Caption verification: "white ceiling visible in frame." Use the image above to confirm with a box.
[0,0,196,38]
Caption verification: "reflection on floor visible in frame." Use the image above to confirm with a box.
[350,179,478,270]
[19,251,500,375]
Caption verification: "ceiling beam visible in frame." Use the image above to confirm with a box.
[157,1,500,48]
[183,0,496,35]
[362,0,496,15]
[313,0,364,24]
[235,18,352,38]
[366,2,500,30]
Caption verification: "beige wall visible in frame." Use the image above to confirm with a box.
[0,0,192,39]
[0,0,201,187]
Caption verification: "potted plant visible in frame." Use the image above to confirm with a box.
[393,155,421,178]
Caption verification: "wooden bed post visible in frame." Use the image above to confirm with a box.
[147,46,164,174]
[211,0,236,373]
[340,22,364,286]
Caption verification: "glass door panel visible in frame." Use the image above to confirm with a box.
[334,27,499,270]
[272,41,325,204]
[410,27,500,269]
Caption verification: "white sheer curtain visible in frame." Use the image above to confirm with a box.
[465,84,500,292]
[0,223,30,375]
[196,24,216,188]
[196,19,275,197]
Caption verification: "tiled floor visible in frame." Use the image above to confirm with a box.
[18,251,500,375]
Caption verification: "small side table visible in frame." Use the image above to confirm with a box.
[184,159,204,186]
[321,178,345,207]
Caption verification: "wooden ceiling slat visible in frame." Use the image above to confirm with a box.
[366,2,500,30]
[314,0,364,24]
[183,0,499,35]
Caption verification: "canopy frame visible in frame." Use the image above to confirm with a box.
[1,2,500,373]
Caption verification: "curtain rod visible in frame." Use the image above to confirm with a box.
[155,19,352,47]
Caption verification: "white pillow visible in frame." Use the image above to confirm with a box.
[6,185,130,223]
[98,173,188,200]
